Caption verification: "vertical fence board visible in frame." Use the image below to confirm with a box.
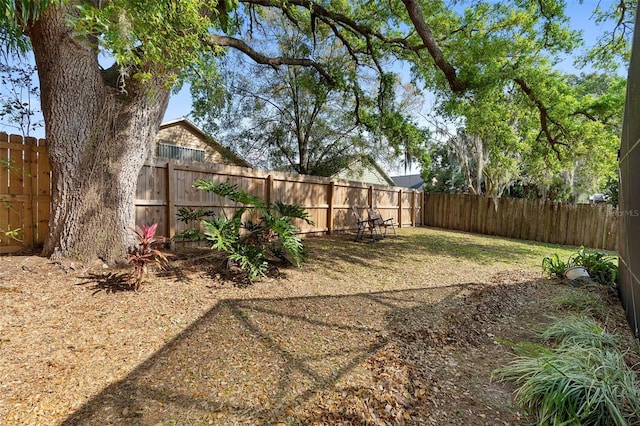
[22,138,35,246]
[0,133,10,248]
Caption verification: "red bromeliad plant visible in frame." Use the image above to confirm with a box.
[127,223,169,290]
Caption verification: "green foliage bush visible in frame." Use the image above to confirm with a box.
[542,247,618,286]
[570,247,618,287]
[176,207,213,241]
[541,253,568,279]
[187,180,313,279]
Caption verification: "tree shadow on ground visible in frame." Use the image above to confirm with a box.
[155,263,193,284]
[60,276,561,425]
[76,272,134,295]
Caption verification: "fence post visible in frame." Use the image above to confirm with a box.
[420,191,425,226]
[398,189,403,228]
[327,181,335,234]
[368,185,373,208]
[167,162,175,242]
[265,174,274,204]
[24,136,36,247]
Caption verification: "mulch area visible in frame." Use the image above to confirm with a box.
[0,229,636,425]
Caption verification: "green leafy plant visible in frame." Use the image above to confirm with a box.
[495,317,640,425]
[176,207,213,241]
[542,247,618,286]
[126,223,169,290]
[542,253,570,279]
[192,179,313,280]
[570,246,618,286]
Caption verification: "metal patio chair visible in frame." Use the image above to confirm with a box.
[351,206,381,242]
[367,207,397,238]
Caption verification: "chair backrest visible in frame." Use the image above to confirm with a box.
[367,208,383,225]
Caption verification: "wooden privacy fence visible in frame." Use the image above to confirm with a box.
[0,131,422,253]
[0,133,51,253]
[423,193,618,251]
[136,160,423,242]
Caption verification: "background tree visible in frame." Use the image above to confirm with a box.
[406,0,626,200]
[420,142,466,193]
[0,50,41,137]
[191,14,429,176]
[193,30,369,175]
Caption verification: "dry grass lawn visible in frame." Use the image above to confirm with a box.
[0,227,636,425]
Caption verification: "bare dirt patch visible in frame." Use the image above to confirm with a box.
[0,227,636,425]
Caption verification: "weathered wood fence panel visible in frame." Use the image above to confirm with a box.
[423,193,618,251]
[0,133,50,253]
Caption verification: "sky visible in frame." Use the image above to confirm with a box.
[0,0,625,176]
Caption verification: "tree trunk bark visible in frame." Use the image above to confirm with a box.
[26,4,171,263]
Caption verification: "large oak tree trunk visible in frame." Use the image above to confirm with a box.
[27,5,171,262]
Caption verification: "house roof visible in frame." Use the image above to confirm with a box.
[339,155,395,186]
[159,118,252,168]
[391,174,425,189]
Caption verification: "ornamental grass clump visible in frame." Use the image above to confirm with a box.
[551,289,606,319]
[541,315,618,349]
[495,317,640,425]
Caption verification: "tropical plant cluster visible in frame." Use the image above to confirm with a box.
[178,180,313,279]
[496,314,640,425]
[542,246,618,286]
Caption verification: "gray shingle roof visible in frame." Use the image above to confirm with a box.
[391,174,424,189]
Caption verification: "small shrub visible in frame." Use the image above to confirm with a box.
[570,247,618,286]
[542,247,618,286]
[127,223,169,290]
[176,207,212,241]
